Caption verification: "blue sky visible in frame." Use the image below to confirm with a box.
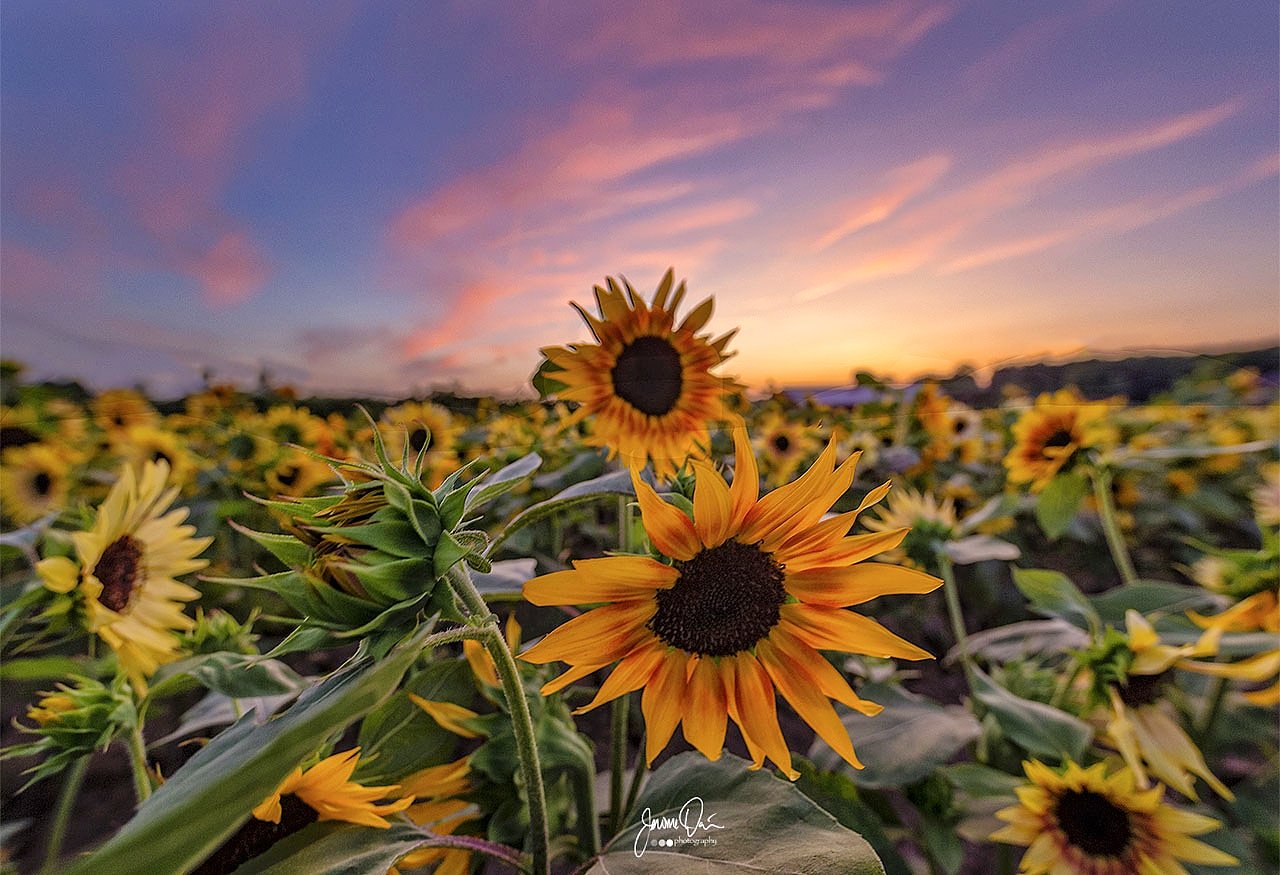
[3,1,1276,397]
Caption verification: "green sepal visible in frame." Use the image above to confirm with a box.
[227,521,312,569]
[332,555,432,605]
[531,358,569,399]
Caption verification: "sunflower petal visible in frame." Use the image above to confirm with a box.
[692,462,734,548]
[523,557,677,605]
[758,638,863,770]
[726,653,798,779]
[780,603,932,660]
[573,640,667,714]
[519,600,656,665]
[642,650,690,764]
[785,562,942,607]
[682,656,728,760]
[631,471,701,561]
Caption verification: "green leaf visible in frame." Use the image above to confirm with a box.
[794,761,913,875]
[228,521,312,569]
[1089,580,1221,625]
[920,816,964,875]
[433,531,471,579]
[355,660,473,784]
[148,652,308,701]
[62,626,437,875]
[939,763,1023,800]
[1034,471,1088,540]
[465,452,542,513]
[0,655,111,682]
[231,821,432,874]
[307,519,424,559]
[1012,568,1099,631]
[809,682,979,789]
[970,667,1091,761]
[531,358,569,398]
[590,752,885,874]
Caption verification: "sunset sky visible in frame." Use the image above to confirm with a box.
[3,1,1276,398]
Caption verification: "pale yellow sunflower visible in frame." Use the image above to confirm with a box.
[109,424,200,493]
[36,460,210,690]
[992,759,1236,873]
[538,270,740,479]
[520,429,939,778]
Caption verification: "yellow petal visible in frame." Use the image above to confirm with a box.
[642,650,689,763]
[408,695,483,739]
[631,471,700,561]
[692,462,734,548]
[523,557,677,605]
[780,603,933,660]
[573,640,667,714]
[681,656,728,760]
[758,638,863,770]
[726,653,797,779]
[785,562,942,607]
[518,600,656,665]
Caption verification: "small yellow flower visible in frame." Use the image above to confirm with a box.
[992,759,1236,873]
[1004,389,1115,492]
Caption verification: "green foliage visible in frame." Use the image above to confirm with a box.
[1034,471,1089,540]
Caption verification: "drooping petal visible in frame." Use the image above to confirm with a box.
[758,638,863,770]
[681,656,728,760]
[523,557,677,605]
[726,653,797,779]
[573,640,668,714]
[692,461,734,548]
[642,650,690,764]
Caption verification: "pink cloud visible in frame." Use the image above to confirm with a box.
[182,231,273,307]
[811,153,951,252]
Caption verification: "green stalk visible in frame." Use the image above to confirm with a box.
[622,732,647,818]
[937,550,977,695]
[1196,676,1230,746]
[446,565,551,875]
[125,723,153,804]
[1089,467,1137,585]
[40,755,89,875]
[607,694,629,836]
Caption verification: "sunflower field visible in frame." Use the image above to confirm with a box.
[1,272,1277,875]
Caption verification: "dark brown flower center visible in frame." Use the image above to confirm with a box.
[649,539,785,656]
[1117,670,1170,707]
[191,794,318,875]
[611,335,683,417]
[151,450,173,466]
[0,426,38,448]
[1044,428,1074,449]
[1054,789,1132,858]
[771,434,791,454]
[32,471,53,497]
[409,426,430,453]
[93,535,144,613]
[276,465,300,488]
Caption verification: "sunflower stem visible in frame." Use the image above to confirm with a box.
[608,693,629,836]
[445,564,550,875]
[622,732,647,817]
[126,723,153,804]
[40,754,88,875]
[937,550,978,697]
[1196,675,1230,746]
[1089,466,1138,585]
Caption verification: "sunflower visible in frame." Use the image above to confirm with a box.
[393,757,476,875]
[520,429,940,777]
[538,271,740,479]
[752,410,818,487]
[1004,389,1115,492]
[92,389,158,433]
[862,486,958,569]
[0,442,74,524]
[1099,611,1245,800]
[195,749,413,875]
[376,401,460,488]
[263,447,337,497]
[992,759,1236,874]
[36,460,210,690]
[109,424,200,493]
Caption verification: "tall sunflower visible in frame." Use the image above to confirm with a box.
[520,429,940,777]
[537,271,740,479]
[36,460,210,690]
[1004,389,1115,491]
[992,760,1236,874]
